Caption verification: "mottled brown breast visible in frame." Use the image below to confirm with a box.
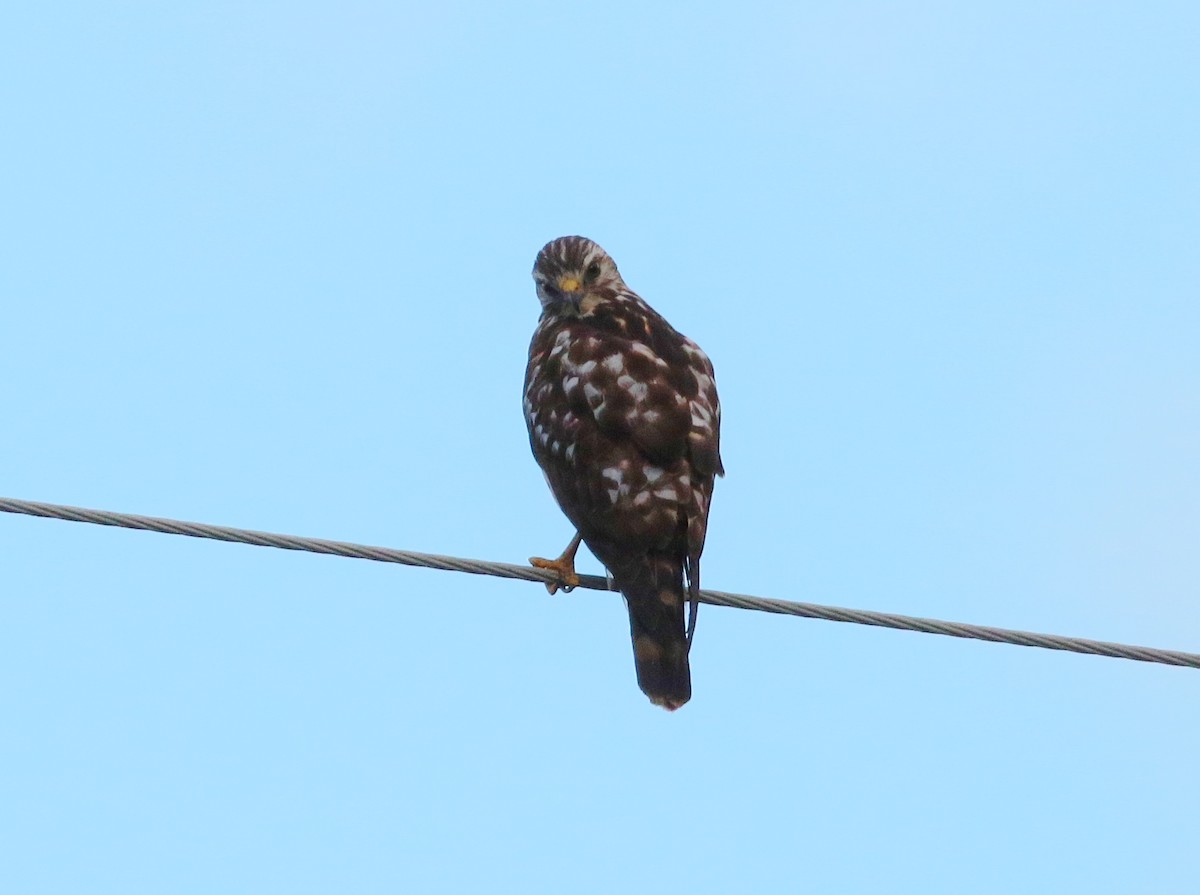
[523,293,722,554]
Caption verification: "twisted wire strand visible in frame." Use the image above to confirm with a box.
[2,496,1197,670]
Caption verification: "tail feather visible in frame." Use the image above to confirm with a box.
[589,543,690,710]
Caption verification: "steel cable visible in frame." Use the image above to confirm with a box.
[2,496,1196,670]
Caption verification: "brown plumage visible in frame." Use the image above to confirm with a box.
[523,236,723,710]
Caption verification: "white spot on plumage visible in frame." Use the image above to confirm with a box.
[630,343,658,361]
[617,374,650,401]
[645,467,664,483]
[583,383,603,407]
[576,359,598,376]
[563,375,580,394]
[602,354,625,374]
[607,487,619,504]
[653,487,679,501]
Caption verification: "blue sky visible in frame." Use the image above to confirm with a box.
[2,2,1197,891]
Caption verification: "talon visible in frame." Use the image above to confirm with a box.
[529,532,583,595]
[530,556,578,594]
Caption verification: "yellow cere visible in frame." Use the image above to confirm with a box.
[558,276,581,293]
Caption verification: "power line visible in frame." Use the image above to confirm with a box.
[2,495,1197,670]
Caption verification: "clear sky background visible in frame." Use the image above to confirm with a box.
[2,2,1197,892]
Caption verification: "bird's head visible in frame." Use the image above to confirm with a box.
[532,235,624,318]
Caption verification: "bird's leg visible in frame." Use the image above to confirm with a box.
[529,531,583,595]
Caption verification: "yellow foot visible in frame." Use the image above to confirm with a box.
[529,532,583,595]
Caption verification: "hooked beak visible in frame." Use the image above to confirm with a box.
[542,277,583,315]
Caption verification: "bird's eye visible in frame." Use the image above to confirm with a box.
[584,262,602,284]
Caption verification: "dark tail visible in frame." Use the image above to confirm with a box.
[589,544,691,711]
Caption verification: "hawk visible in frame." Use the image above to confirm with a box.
[523,236,724,710]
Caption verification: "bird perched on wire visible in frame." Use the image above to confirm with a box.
[523,236,723,710]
